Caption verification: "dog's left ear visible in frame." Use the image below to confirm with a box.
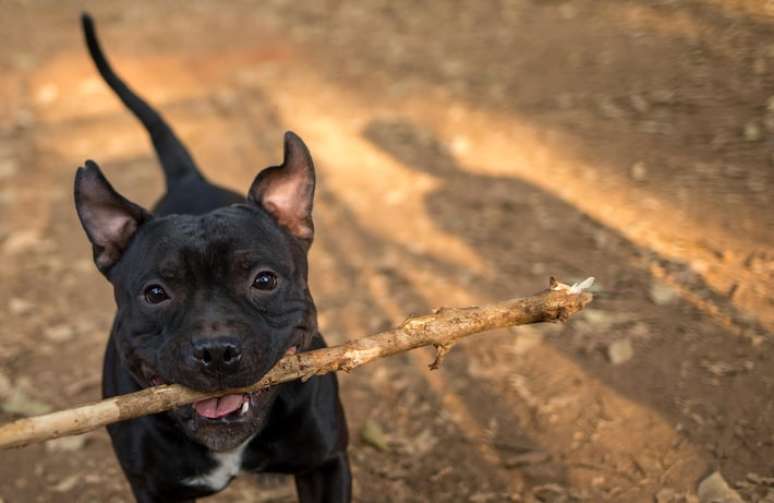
[248,131,315,243]
[74,160,151,274]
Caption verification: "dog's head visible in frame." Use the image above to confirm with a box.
[74,132,316,451]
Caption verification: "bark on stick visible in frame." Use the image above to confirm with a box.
[0,277,593,449]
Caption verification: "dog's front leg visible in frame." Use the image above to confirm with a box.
[294,452,352,503]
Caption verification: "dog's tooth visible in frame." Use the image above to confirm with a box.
[240,400,249,415]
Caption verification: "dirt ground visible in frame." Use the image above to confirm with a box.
[1,1,773,501]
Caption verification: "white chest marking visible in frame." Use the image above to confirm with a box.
[183,437,253,491]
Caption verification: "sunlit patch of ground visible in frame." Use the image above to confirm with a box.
[1,1,772,501]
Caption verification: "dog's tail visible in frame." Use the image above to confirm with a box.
[81,12,202,188]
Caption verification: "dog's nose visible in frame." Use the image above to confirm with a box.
[192,338,242,374]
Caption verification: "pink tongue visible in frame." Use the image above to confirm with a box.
[193,394,245,419]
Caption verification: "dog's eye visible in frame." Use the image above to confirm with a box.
[144,285,169,304]
[252,271,278,291]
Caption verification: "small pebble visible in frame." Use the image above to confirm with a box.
[35,83,59,105]
[43,324,74,342]
[607,338,634,365]
[630,161,648,181]
[743,121,763,142]
[8,298,34,315]
[2,230,42,254]
[650,282,679,305]
[655,488,678,503]
[630,94,650,113]
[698,472,744,503]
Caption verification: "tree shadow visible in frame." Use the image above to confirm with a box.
[272,0,774,247]
[361,117,774,483]
[312,185,573,497]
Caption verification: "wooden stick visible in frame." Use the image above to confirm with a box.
[0,277,593,449]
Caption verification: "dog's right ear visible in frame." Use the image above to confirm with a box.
[74,160,151,274]
[247,132,315,244]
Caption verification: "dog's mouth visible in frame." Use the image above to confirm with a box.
[138,344,299,450]
[142,345,299,422]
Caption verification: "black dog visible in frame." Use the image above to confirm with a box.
[73,14,350,503]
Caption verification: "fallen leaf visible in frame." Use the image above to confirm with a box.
[360,419,388,451]
[1,388,53,416]
[51,474,80,493]
[700,360,738,377]
[747,473,774,486]
[502,450,550,468]
[45,434,87,452]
